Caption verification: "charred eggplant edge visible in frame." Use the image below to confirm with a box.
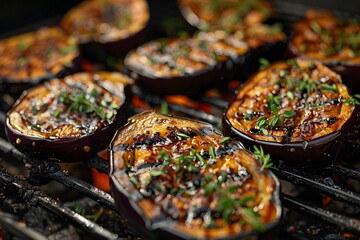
[5,72,132,162]
[109,111,282,240]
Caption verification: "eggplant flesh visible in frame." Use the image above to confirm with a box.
[288,10,360,92]
[5,72,133,162]
[0,27,81,95]
[224,58,358,165]
[60,0,149,57]
[109,111,281,240]
[177,0,273,32]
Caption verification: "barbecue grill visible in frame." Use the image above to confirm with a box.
[1,0,360,239]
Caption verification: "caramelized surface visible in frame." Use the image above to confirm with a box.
[125,38,222,78]
[110,112,279,238]
[61,0,149,43]
[290,10,360,64]
[226,59,355,143]
[8,72,131,139]
[178,0,273,32]
[0,27,78,82]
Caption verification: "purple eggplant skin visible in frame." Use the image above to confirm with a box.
[5,72,132,163]
[223,116,340,166]
[223,91,360,167]
[108,111,282,240]
[110,171,281,240]
[288,43,360,94]
[127,58,228,96]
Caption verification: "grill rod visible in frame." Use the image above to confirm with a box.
[0,167,119,240]
[0,212,48,240]
[0,137,118,211]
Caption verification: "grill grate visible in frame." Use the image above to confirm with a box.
[1,87,360,239]
[1,0,360,239]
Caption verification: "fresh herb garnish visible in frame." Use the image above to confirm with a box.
[17,57,27,67]
[59,45,77,55]
[288,59,300,70]
[150,170,166,177]
[321,83,337,92]
[176,132,190,139]
[53,109,62,118]
[244,112,252,120]
[252,145,273,170]
[259,58,270,70]
[58,90,115,120]
[129,176,140,188]
[160,101,169,114]
[209,145,216,159]
[283,110,296,118]
[219,137,231,144]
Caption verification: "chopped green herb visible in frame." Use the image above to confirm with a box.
[176,132,190,139]
[60,45,77,54]
[160,101,169,114]
[53,109,62,118]
[266,22,283,34]
[283,110,296,118]
[219,137,231,144]
[288,59,300,70]
[149,170,166,177]
[209,145,216,159]
[195,152,206,166]
[287,91,294,100]
[17,57,27,67]
[31,106,38,115]
[259,58,270,70]
[129,176,140,188]
[321,83,337,92]
[252,145,273,171]
[18,41,28,51]
[300,43,307,52]
[244,112,252,120]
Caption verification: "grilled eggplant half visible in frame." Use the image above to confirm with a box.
[109,111,281,240]
[177,0,273,32]
[224,58,358,165]
[0,27,80,95]
[288,10,360,91]
[5,72,133,162]
[124,37,228,95]
[61,0,149,57]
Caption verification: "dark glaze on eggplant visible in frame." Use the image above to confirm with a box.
[125,37,224,78]
[196,24,285,60]
[178,0,273,32]
[109,111,281,239]
[224,58,358,165]
[124,37,228,95]
[289,11,360,64]
[0,27,79,83]
[61,0,149,44]
[6,72,133,162]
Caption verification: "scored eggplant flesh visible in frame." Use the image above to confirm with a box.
[177,0,273,32]
[0,27,79,83]
[61,0,149,44]
[224,58,358,165]
[125,37,225,78]
[288,10,360,91]
[109,111,281,240]
[6,72,133,162]
[289,10,360,64]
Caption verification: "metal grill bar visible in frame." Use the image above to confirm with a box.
[282,193,360,233]
[271,166,360,207]
[326,164,360,182]
[0,167,119,240]
[0,212,47,240]
[0,137,118,211]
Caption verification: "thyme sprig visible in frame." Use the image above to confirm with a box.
[252,145,273,171]
[59,89,115,120]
